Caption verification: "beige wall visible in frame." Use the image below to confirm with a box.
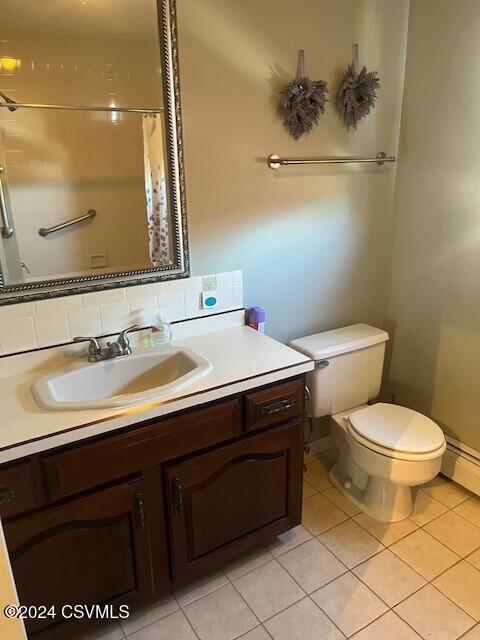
[178,0,410,343]
[385,0,480,451]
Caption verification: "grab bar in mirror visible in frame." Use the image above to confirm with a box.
[0,101,164,114]
[39,209,97,237]
[268,151,396,170]
[0,166,14,239]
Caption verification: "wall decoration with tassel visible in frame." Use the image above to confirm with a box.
[336,44,380,129]
[278,50,328,140]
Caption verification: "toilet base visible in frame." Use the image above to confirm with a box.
[329,461,414,522]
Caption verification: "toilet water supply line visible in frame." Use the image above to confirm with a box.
[304,385,314,467]
[304,360,330,463]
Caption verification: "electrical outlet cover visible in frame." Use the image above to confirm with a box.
[89,253,108,269]
[202,275,217,292]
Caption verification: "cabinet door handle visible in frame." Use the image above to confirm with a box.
[259,398,294,416]
[173,478,183,516]
[0,487,15,504]
[134,492,145,531]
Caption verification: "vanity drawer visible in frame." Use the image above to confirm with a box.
[245,378,304,432]
[0,460,45,520]
[42,398,243,501]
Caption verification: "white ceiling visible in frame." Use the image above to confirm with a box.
[0,0,160,41]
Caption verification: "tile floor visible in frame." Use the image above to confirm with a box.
[83,452,480,640]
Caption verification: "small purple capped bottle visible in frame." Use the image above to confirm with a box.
[247,306,266,333]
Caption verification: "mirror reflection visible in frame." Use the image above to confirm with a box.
[0,0,174,287]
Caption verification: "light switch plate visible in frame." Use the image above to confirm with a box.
[202,275,217,292]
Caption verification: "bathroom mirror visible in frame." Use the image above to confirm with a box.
[0,0,189,304]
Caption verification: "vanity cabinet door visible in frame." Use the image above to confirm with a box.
[166,421,303,584]
[4,479,153,638]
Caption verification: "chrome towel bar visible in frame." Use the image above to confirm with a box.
[39,209,97,237]
[0,101,164,114]
[268,151,396,170]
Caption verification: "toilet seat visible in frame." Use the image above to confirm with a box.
[347,403,446,461]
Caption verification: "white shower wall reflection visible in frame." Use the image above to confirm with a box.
[0,0,173,285]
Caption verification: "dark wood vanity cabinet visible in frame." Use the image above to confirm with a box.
[166,420,303,584]
[1,375,305,639]
[5,480,154,637]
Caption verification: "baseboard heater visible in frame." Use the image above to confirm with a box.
[442,439,480,495]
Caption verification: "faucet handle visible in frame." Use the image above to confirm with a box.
[117,325,140,350]
[73,336,101,357]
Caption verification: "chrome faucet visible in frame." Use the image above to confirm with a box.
[73,325,140,362]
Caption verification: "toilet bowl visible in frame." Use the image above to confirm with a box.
[329,403,446,521]
[289,324,446,522]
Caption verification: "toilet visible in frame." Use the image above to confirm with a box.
[289,324,446,522]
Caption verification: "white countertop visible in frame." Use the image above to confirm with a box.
[0,324,313,463]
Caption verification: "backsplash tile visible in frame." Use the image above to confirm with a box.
[129,296,158,318]
[67,307,101,338]
[0,302,33,320]
[34,295,82,315]
[34,312,70,347]
[184,290,204,317]
[216,271,233,286]
[99,302,131,334]
[232,283,243,308]
[0,271,243,355]
[159,291,187,322]
[82,288,126,306]
[124,283,166,300]
[166,276,202,293]
[0,317,36,354]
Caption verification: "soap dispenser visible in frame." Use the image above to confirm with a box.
[150,307,172,348]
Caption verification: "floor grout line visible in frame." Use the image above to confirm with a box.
[173,592,202,640]
[232,554,310,624]
[446,504,480,530]
[264,552,347,637]
[388,608,433,640]
[458,621,479,640]
[222,558,264,629]
[222,546,274,583]
[298,464,480,638]
[426,582,478,624]
[120,599,180,639]
[88,465,480,640]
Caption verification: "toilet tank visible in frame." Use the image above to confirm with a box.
[289,324,389,418]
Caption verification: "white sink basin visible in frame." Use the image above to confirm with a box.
[32,347,212,410]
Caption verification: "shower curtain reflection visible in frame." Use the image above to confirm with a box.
[143,114,171,266]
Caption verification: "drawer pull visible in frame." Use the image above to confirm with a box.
[259,399,294,416]
[0,488,15,504]
[173,478,184,516]
[134,492,145,531]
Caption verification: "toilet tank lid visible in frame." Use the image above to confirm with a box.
[289,324,389,360]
